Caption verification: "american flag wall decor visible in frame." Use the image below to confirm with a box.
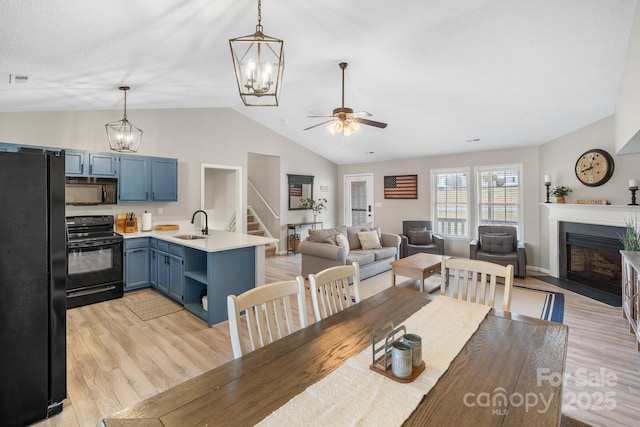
[384,175,418,199]
[289,184,302,197]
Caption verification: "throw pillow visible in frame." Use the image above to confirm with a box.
[407,230,433,245]
[324,235,338,246]
[361,225,382,238]
[480,234,514,254]
[358,230,382,250]
[308,226,347,243]
[335,233,350,255]
[347,225,363,250]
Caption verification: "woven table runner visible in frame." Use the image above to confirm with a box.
[256,296,491,426]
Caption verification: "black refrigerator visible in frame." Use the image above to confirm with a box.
[0,149,67,426]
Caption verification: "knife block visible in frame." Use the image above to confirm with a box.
[116,216,138,233]
[124,218,138,233]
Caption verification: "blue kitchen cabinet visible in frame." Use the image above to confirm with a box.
[89,153,118,176]
[155,240,183,302]
[119,155,149,200]
[124,238,150,290]
[0,143,19,152]
[151,157,178,201]
[168,253,184,302]
[65,150,86,175]
[119,155,177,202]
[150,240,158,289]
[65,150,118,177]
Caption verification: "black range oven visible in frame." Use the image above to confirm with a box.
[66,215,123,308]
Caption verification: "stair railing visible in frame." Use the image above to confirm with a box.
[248,178,279,220]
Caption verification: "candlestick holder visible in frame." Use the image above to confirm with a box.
[629,187,638,206]
[545,183,551,203]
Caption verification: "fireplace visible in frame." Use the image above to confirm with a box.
[559,222,624,296]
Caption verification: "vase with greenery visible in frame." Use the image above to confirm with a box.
[300,197,327,222]
[619,217,640,251]
[550,185,572,203]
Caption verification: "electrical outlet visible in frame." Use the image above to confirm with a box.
[157,207,163,215]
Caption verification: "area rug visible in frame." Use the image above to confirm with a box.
[125,293,183,321]
[359,271,564,323]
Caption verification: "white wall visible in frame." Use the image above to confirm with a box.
[0,107,338,249]
[616,2,640,154]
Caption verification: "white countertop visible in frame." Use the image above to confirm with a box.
[120,228,278,253]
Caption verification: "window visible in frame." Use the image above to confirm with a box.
[432,169,469,237]
[476,164,523,234]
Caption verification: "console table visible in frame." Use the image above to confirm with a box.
[621,250,640,351]
[287,222,323,254]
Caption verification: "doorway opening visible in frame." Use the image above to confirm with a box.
[201,164,243,232]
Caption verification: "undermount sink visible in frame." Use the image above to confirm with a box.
[174,234,208,240]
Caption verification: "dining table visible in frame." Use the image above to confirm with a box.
[101,286,569,426]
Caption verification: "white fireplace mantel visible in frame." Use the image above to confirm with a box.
[543,203,639,277]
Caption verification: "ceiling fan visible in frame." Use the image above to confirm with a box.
[304,62,387,136]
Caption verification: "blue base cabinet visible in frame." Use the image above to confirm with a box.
[125,237,258,327]
[124,238,151,290]
[155,240,184,303]
[183,246,256,326]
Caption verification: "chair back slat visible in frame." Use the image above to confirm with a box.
[227,277,307,359]
[309,262,361,322]
[441,257,514,311]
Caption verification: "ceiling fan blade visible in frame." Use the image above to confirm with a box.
[351,111,373,118]
[306,115,335,118]
[303,119,336,131]
[356,118,388,129]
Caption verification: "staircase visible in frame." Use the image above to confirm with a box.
[247,207,277,257]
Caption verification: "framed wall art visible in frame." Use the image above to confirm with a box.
[384,174,417,199]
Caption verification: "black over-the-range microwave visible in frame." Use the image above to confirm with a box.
[65,177,118,205]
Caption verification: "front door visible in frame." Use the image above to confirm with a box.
[344,174,374,226]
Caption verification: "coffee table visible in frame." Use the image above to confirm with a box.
[390,253,450,292]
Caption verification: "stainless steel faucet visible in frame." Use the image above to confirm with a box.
[191,210,208,235]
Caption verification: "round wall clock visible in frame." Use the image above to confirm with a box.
[574,148,614,187]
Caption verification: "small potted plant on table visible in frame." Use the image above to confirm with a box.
[300,197,328,222]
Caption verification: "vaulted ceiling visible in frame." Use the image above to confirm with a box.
[0,0,636,164]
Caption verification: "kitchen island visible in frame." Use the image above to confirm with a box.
[122,229,278,327]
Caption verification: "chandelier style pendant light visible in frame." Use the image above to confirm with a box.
[106,86,143,153]
[229,0,284,106]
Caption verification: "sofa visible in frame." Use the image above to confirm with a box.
[298,225,401,280]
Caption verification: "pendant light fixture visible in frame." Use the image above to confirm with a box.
[229,0,284,106]
[106,86,143,153]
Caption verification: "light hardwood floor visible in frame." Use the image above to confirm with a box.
[34,255,640,427]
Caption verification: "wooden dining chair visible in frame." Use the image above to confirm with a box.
[441,256,514,311]
[227,277,307,359]
[308,262,361,322]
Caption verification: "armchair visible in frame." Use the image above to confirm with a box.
[470,226,527,278]
[400,220,445,258]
